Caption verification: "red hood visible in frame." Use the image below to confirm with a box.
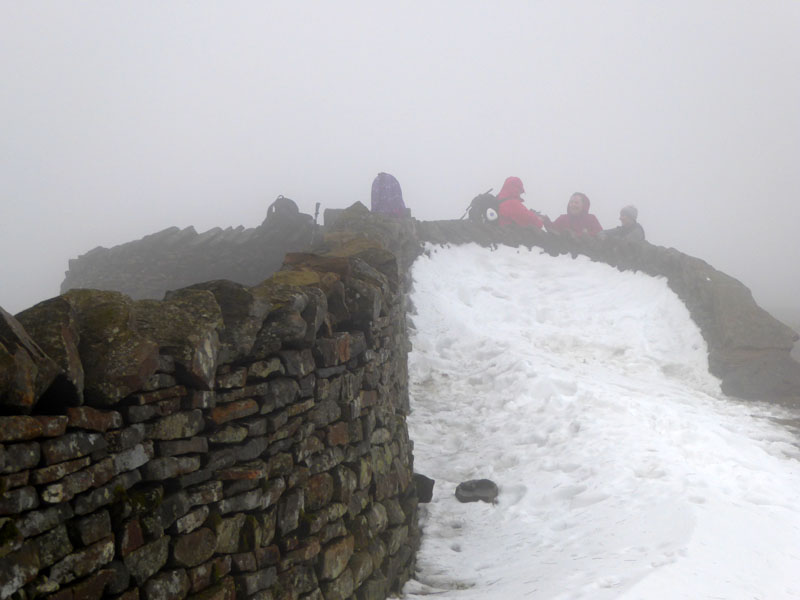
[569,192,590,215]
[498,177,525,201]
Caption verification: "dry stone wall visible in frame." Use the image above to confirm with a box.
[61,215,316,302]
[4,202,799,600]
[1,224,418,600]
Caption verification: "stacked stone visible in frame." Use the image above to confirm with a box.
[60,214,315,303]
[1,232,419,600]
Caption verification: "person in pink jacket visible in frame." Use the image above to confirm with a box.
[497,177,544,228]
[543,192,602,236]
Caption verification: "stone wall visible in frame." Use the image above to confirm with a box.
[61,215,316,302]
[4,202,799,600]
[1,224,419,600]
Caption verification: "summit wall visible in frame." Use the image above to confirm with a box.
[2,203,799,600]
[1,210,419,600]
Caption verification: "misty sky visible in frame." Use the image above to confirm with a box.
[2,1,799,320]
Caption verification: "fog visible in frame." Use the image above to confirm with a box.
[2,1,799,324]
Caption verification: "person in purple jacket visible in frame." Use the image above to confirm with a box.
[370,172,408,217]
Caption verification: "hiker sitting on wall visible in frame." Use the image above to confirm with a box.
[497,176,543,228]
[601,205,646,242]
[371,172,408,217]
[542,192,602,236]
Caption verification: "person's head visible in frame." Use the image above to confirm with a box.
[619,205,638,226]
[567,192,589,216]
[497,176,525,201]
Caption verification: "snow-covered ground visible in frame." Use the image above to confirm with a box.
[402,244,800,600]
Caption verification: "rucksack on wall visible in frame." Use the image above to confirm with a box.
[465,190,499,224]
[266,195,300,221]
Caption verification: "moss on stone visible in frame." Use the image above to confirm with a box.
[269,270,322,288]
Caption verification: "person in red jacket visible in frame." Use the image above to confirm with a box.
[543,192,602,236]
[497,177,543,228]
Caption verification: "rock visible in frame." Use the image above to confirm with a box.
[0,486,39,515]
[33,415,69,437]
[124,536,170,586]
[303,473,334,512]
[187,556,231,594]
[142,455,201,481]
[114,441,155,473]
[15,297,84,403]
[156,436,208,457]
[278,349,315,378]
[0,540,40,599]
[350,551,374,588]
[172,528,217,568]
[0,416,43,443]
[49,535,115,585]
[135,290,223,390]
[61,290,159,406]
[0,306,62,412]
[318,535,354,581]
[173,505,209,535]
[73,469,141,516]
[366,503,388,536]
[159,491,191,530]
[16,504,74,538]
[1,442,39,475]
[413,473,435,503]
[454,478,498,504]
[212,513,247,554]
[183,280,272,364]
[215,365,247,389]
[74,510,112,546]
[187,578,235,600]
[276,565,318,598]
[209,399,259,425]
[143,568,191,600]
[319,567,354,600]
[119,519,145,558]
[70,567,117,599]
[147,410,205,441]
[234,566,276,597]
[40,432,107,465]
[33,523,73,567]
[66,406,123,432]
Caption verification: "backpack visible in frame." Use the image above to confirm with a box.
[266,195,300,221]
[466,190,500,224]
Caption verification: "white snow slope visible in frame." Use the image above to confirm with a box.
[402,244,800,600]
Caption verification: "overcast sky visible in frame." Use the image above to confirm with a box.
[2,1,799,321]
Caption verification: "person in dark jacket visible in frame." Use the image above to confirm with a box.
[543,192,602,236]
[497,176,543,228]
[602,205,646,241]
[370,172,407,217]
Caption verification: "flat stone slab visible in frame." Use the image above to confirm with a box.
[455,479,498,504]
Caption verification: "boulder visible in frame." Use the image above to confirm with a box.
[59,290,159,406]
[454,479,498,504]
[15,297,84,404]
[135,289,223,390]
[182,280,271,364]
[0,306,62,412]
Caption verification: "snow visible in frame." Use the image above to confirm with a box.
[402,244,800,600]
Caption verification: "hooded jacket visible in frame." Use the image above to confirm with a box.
[548,193,602,235]
[497,177,543,228]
